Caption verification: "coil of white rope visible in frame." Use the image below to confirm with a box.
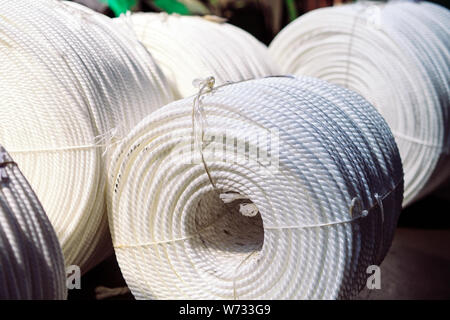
[0,0,173,271]
[107,76,403,299]
[269,1,450,206]
[0,146,67,299]
[117,12,279,99]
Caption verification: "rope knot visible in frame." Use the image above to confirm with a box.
[350,196,368,218]
[192,76,215,92]
[0,147,14,182]
[192,76,215,132]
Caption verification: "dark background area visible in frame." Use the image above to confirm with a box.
[70,0,450,45]
[71,0,347,44]
[67,0,450,300]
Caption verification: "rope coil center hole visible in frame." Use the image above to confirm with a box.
[190,190,264,272]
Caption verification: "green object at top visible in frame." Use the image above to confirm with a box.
[100,0,136,16]
[153,0,190,15]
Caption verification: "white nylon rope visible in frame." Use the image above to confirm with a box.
[0,0,173,271]
[117,12,279,99]
[0,146,67,299]
[107,76,403,299]
[269,1,450,206]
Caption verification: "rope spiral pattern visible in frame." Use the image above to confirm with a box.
[0,0,173,271]
[269,1,450,206]
[107,76,403,299]
[119,12,279,99]
[0,146,66,299]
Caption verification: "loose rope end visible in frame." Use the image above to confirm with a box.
[95,286,130,300]
[202,15,227,24]
[239,203,259,217]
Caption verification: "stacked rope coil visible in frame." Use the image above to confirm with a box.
[269,1,450,206]
[0,0,173,271]
[118,12,279,99]
[0,146,66,299]
[107,76,403,299]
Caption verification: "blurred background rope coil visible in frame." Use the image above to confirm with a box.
[107,76,403,299]
[118,12,279,99]
[0,146,67,299]
[269,1,450,206]
[0,0,173,272]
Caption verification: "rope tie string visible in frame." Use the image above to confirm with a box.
[113,183,396,249]
[374,193,384,224]
[233,250,258,300]
[192,76,216,188]
[391,130,448,150]
[180,80,267,302]
[6,125,124,155]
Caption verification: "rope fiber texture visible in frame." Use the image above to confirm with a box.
[269,1,450,206]
[118,12,280,99]
[107,76,403,299]
[0,0,173,271]
[0,146,67,299]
